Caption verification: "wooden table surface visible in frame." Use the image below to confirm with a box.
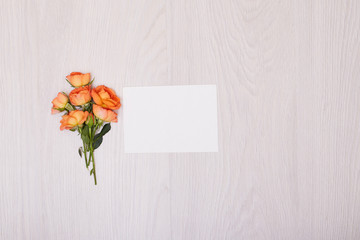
[1,0,360,239]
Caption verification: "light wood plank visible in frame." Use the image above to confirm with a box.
[1,0,360,239]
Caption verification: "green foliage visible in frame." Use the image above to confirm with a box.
[81,125,90,144]
[83,102,93,113]
[91,123,111,150]
[93,136,103,150]
[78,147,83,157]
[95,124,111,140]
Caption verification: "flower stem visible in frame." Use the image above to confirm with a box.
[90,149,97,185]
[89,125,97,185]
[83,141,88,168]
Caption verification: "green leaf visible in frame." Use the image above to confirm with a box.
[90,168,94,176]
[94,124,111,140]
[82,135,90,144]
[86,103,92,112]
[93,136,103,149]
[78,147,83,157]
[65,103,75,111]
[81,125,89,136]
[81,126,90,144]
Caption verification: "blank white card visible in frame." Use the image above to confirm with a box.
[123,85,218,153]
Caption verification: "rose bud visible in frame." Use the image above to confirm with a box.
[66,72,91,88]
[69,86,91,106]
[60,110,89,130]
[51,92,69,114]
[93,104,118,122]
[85,113,95,127]
[91,85,121,110]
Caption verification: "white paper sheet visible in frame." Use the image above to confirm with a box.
[123,85,218,153]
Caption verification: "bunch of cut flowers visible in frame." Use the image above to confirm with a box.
[51,72,120,185]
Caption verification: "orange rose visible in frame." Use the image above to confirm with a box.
[51,92,68,114]
[60,110,89,130]
[91,85,121,110]
[69,86,91,106]
[93,104,118,122]
[66,72,91,87]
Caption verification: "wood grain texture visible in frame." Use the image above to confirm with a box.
[1,0,360,239]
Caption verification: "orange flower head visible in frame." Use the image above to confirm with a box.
[93,104,118,122]
[66,72,91,87]
[91,85,121,110]
[69,85,91,106]
[60,110,89,130]
[51,92,68,114]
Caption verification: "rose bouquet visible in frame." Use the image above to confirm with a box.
[51,72,121,185]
